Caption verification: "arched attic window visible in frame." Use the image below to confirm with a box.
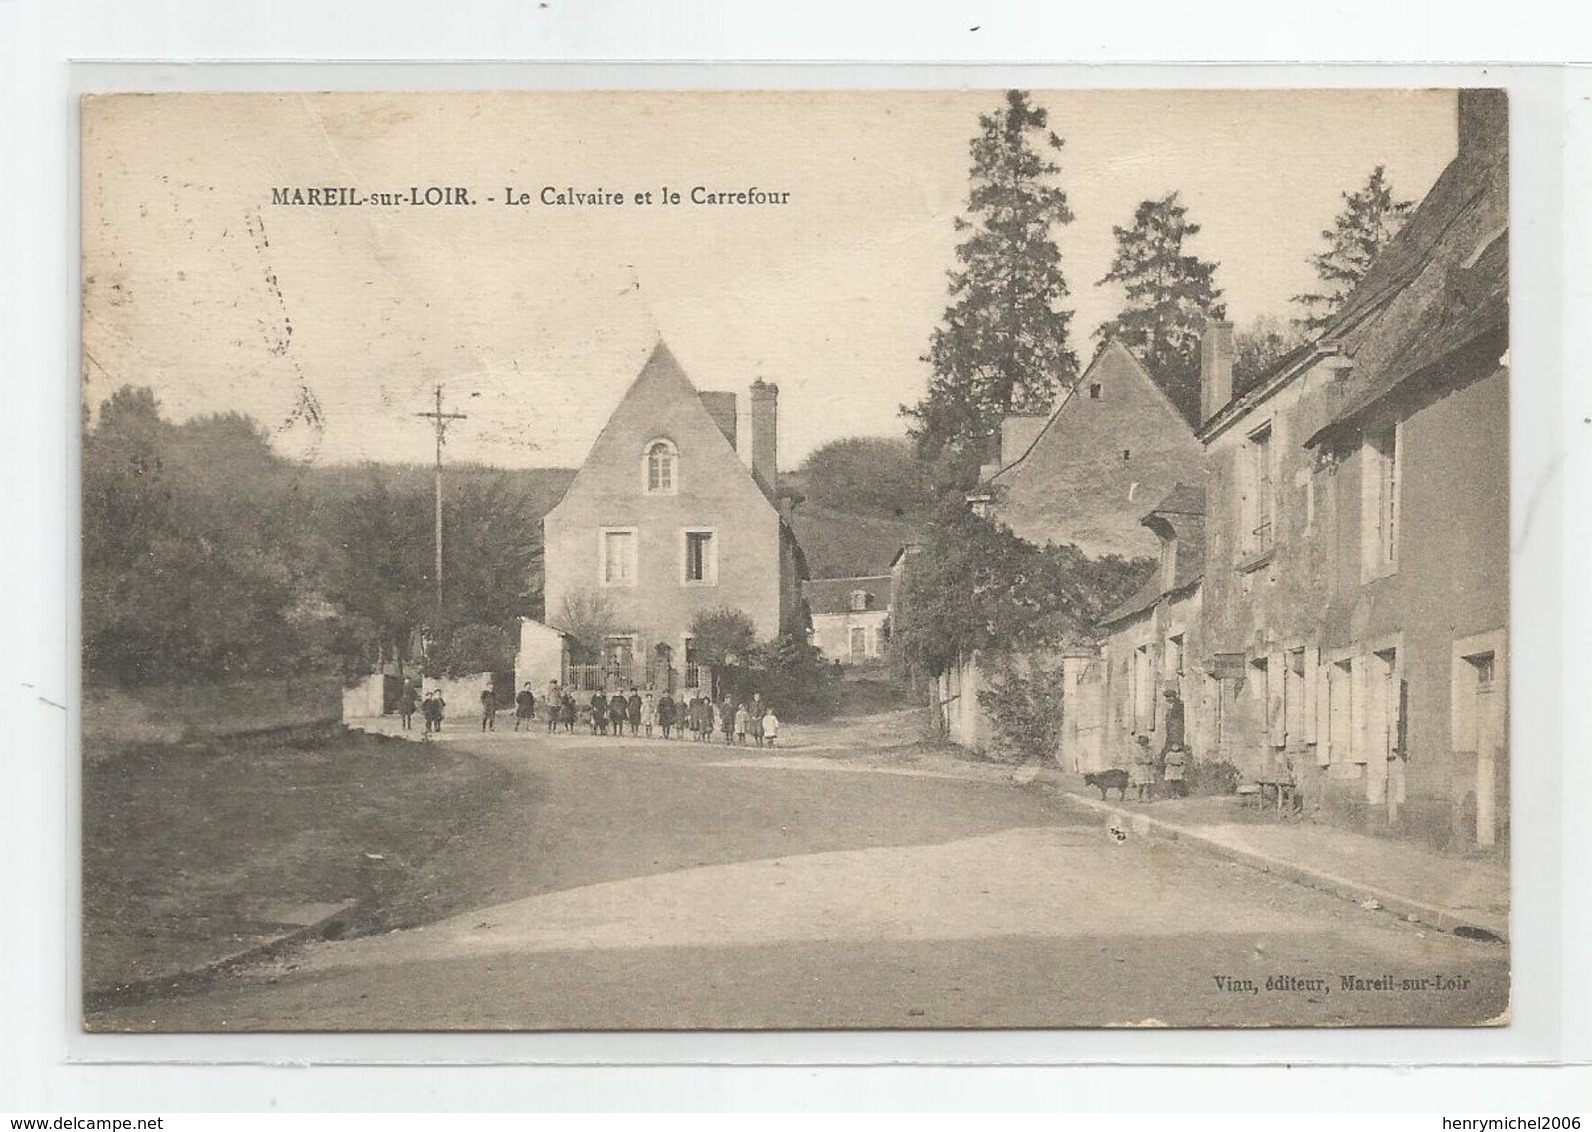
[644,438,678,495]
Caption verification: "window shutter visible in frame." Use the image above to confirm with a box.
[1313,649,1332,765]
[1349,656,1368,764]
[1302,644,1320,748]
[1267,650,1287,748]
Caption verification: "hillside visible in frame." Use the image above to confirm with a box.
[787,499,923,580]
[299,458,919,582]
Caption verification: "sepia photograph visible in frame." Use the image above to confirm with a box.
[79,87,1510,1032]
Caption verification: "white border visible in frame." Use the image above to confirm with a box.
[5,1,1590,1112]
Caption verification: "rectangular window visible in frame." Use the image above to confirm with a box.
[683,529,717,585]
[1168,634,1185,680]
[600,528,636,587]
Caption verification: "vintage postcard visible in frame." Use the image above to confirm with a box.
[80,88,1509,1032]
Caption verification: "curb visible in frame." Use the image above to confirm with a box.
[1051,787,1508,945]
[83,901,358,1014]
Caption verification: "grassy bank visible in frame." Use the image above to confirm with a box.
[82,727,516,996]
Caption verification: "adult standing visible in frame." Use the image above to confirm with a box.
[514,683,536,731]
[398,681,418,731]
[1161,687,1188,798]
[627,689,643,736]
[480,684,497,732]
[590,689,608,735]
[658,692,676,739]
[546,681,562,733]
[559,692,576,733]
[749,692,766,748]
[608,693,627,738]
[720,695,736,744]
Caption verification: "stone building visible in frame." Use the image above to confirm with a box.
[804,575,892,664]
[540,342,808,693]
[969,338,1205,559]
[1194,89,1508,848]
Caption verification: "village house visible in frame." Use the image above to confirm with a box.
[804,575,893,665]
[1192,89,1508,849]
[936,339,1206,748]
[536,341,808,694]
[1077,483,1208,774]
[968,338,1205,559]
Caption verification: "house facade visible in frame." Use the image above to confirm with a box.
[1082,484,1209,775]
[804,575,892,664]
[540,342,807,693]
[1193,89,1508,849]
[971,338,1205,559]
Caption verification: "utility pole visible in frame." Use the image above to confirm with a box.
[415,385,468,614]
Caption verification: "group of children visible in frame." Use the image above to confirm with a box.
[525,683,780,746]
[400,680,782,746]
[395,685,450,736]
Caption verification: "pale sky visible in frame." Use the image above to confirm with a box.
[82,89,1458,469]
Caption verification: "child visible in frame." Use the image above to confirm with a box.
[608,694,627,738]
[480,685,497,732]
[1130,734,1156,802]
[762,707,780,748]
[642,692,657,738]
[658,693,675,739]
[720,697,736,744]
[734,703,749,745]
[560,693,576,733]
[514,684,535,731]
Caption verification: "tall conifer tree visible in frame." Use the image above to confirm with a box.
[1094,192,1225,426]
[903,90,1078,492]
[1292,165,1414,332]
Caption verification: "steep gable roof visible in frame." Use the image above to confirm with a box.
[546,340,776,518]
[977,338,1203,558]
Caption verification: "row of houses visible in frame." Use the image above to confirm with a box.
[927,89,1509,852]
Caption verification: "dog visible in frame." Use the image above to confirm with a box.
[1083,767,1130,801]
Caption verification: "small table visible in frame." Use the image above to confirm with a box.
[1254,778,1296,815]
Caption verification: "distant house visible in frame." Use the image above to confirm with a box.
[804,575,892,664]
[1194,89,1508,849]
[970,339,1205,559]
[539,342,808,693]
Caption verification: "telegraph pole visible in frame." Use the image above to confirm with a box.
[415,385,468,614]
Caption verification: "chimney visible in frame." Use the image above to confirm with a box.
[698,391,737,448]
[1457,88,1507,162]
[748,378,779,494]
[1199,319,1234,425]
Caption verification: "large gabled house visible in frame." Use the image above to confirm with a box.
[536,341,808,693]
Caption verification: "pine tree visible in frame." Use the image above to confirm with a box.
[1292,165,1415,333]
[1094,192,1225,426]
[903,90,1078,492]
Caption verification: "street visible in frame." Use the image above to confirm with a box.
[87,714,1509,1031]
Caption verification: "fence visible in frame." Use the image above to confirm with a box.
[561,661,699,694]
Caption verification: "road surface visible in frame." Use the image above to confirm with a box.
[88,721,1508,1030]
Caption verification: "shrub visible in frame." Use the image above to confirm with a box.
[975,654,1065,765]
[433,622,514,678]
